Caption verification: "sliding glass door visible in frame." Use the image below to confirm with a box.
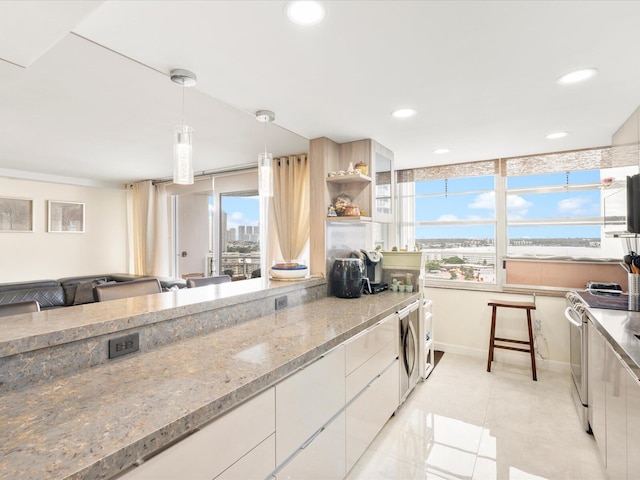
[220,191,261,279]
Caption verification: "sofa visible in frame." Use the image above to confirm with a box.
[0,274,186,310]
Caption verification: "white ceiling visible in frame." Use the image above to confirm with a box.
[1,1,640,187]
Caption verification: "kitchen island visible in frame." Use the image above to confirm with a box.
[0,278,418,480]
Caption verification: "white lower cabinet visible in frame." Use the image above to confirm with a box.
[605,342,627,480]
[346,358,399,473]
[627,365,640,476]
[116,387,275,480]
[216,434,275,480]
[274,412,346,480]
[587,318,606,463]
[275,345,346,465]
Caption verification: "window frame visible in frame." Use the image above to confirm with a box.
[398,147,636,292]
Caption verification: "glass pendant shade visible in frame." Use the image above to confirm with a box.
[173,125,194,185]
[258,151,273,197]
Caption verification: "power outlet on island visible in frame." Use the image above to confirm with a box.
[108,332,140,359]
[275,296,288,310]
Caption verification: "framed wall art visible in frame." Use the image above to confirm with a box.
[48,201,85,233]
[0,197,33,232]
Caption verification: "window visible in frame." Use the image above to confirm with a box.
[410,176,497,284]
[220,191,261,279]
[398,147,638,289]
[506,170,604,257]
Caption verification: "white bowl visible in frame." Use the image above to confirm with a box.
[270,266,308,279]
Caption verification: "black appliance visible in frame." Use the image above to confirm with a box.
[330,257,364,298]
[360,250,388,294]
[628,174,640,233]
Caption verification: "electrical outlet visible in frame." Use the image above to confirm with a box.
[534,318,542,331]
[109,332,140,359]
[275,295,288,310]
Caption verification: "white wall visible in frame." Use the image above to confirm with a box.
[424,286,569,372]
[0,177,128,282]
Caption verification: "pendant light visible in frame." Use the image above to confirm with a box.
[170,69,197,185]
[256,110,275,197]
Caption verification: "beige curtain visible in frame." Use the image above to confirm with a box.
[130,180,169,276]
[271,154,310,262]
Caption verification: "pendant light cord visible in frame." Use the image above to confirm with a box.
[181,83,186,127]
[263,119,268,157]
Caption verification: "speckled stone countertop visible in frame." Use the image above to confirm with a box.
[0,288,419,480]
[0,277,325,359]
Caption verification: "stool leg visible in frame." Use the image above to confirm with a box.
[526,309,537,381]
[487,306,497,372]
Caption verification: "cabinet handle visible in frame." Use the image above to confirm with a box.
[300,426,325,449]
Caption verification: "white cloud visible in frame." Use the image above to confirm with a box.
[438,214,459,221]
[469,192,495,210]
[557,197,594,215]
[507,194,533,219]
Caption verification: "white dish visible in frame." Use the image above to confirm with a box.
[270,266,308,279]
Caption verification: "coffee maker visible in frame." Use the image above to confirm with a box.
[360,250,388,294]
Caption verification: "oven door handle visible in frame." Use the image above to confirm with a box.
[564,306,583,328]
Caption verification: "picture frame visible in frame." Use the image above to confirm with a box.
[48,200,85,233]
[0,197,33,232]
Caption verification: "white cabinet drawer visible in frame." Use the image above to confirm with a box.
[276,345,345,465]
[275,412,346,480]
[118,387,275,480]
[346,338,398,402]
[346,359,399,473]
[345,313,398,375]
[216,433,275,480]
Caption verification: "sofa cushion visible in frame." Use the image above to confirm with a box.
[0,286,65,309]
[0,280,60,292]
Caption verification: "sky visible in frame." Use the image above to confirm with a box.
[414,170,607,239]
[220,195,259,230]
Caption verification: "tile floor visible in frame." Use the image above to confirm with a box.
[346,353,607,480]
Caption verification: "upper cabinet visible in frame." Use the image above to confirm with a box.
[372,142,394,223]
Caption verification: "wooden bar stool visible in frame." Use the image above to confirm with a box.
[486,299,537,381]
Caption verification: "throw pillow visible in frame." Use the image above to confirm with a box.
[73,279,106,305]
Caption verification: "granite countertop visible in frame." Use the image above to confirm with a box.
[0,277,325,359]
[586,306,640,377]
[0,290,419,480]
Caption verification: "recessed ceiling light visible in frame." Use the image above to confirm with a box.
[557,68,598,85]
[546,131,569,139]
[391,108,417,118]
[433,148,450,154]
[286,1,325,26]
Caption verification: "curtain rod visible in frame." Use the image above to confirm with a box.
[152,163,258,185]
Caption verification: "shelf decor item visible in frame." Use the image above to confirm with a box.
[48,200,85,233]
[0,197,33,232]
[354,161,368,176]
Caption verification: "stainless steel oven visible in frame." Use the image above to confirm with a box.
[399,300,421,404]
[565,288,627,433]
[565,291,589,432]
